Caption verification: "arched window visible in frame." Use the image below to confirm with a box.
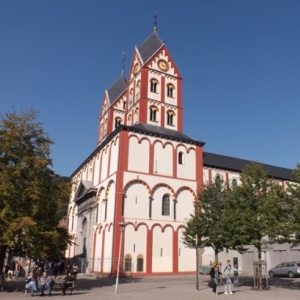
[115,117,122,129]
[129,89,133,108]
[124,254,132,272]
[137,254,144,272]
[149,106,157,121]
[215,175,222,191]
[167,111,174,125]
[232,178,238,189]
[162,194,170,216]
[150,79,158,93]
[167,84,174,98]
[178,151,184,165]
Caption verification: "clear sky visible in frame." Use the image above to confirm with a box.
[1,0,300,176]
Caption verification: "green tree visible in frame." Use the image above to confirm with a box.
[183,177,232,263]
[227,163,294,261]
[0,109,71,271]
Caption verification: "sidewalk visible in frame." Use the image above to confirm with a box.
[1,274,300,299]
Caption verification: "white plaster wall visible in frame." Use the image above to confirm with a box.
[109,137,119,176]
[178,227,195,271]
[176,189,195,222]
[177,146,196,180]
[124,224,147,273]
[100,147,109,182]
[93,229,103,273]
[211,169,225,182]
[124,182,149,220]
[153,142,172,176]
[202,246,215,266]
[152,226,173,272]
[103,225,113,273]
[94,155,100,185]
[123,172,197,199]
[106,182,116,222]
[152,186,173,221]
[128,136,149,173]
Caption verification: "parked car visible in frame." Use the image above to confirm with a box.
[269,261,300,278]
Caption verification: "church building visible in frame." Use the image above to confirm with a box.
[65,28,294,275]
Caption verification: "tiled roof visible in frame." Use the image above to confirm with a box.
[106,75,127,105]
[137,31,164,64]
[127,123,205,146]
[203,151,293,181]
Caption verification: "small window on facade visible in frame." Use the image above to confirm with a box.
[178,152,184,165]
[215,175,222,191]
[137,254,144,272]
[150,79,158,93]
[150,107,157,121]
[115,118,122,129]
[167,111,174,125]
[124,254,132,272]
[232,179,238,189]
[167,84,174,97]
[162,194,170,216]
[123,101,126,109]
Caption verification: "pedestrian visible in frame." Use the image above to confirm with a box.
[59,260,65,275]
[72,263,78,280]
[53,262,60,278]
[223,260,238,295]
[210,263,222,296]
[7,260,14,280]
[14,260,21,280]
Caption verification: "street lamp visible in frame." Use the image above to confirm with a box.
[115,221,127,294]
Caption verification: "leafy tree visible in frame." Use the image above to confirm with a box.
[226,163,294,261]
[184,177,232,263]
[0,109,71,271]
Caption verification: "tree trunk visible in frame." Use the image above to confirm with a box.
[214,250,219,264]
[0,245,7,274]
[257,247,262,290]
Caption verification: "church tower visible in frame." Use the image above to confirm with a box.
[97,29,183,146]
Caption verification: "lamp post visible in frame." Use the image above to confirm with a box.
[115,221,127,294]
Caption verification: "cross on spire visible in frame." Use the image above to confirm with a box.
[152,11,158,31]
[121,52,125,75]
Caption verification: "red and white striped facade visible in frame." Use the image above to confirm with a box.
[66,30,205,275]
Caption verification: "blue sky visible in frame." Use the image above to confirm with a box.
[1,0,300,176]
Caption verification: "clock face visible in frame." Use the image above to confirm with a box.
[158,59,169,71]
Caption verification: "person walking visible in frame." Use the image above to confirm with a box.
[72,263,78,280]
[210,263,222,296]
[223,260,238,295]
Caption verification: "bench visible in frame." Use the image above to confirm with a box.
[25,281,74,296]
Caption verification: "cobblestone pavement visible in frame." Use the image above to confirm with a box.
[1,274,300,300]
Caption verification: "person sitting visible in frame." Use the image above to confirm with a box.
[60,272,74,296]
[25,272,37,296]
[38,272,53,296]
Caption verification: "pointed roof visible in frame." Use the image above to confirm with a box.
[74,180,97,203]
[137,31,164,64]
[106,74,127,105]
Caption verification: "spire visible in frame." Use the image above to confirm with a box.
[152,11,158,31]
[121,52,125,75]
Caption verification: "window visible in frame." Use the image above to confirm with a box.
[150,79,158,93]
[124,254,132,272]
[167,111,174,125]
[178,152,184,165]
[162,194,170,216]
[123,101,126,109]
[149,106,157,121]
[95,205,99,223]
[215,175,222,191]
[232,179,238,189]
[137,255,144,272]
[115,117,122,129]
[167,84,174,97]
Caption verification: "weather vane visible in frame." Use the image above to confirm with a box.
[152,11,158,31]
[121,51,125,75]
